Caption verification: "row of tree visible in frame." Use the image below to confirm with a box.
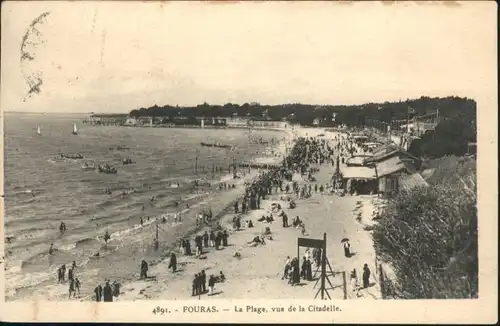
[129,96,476,127]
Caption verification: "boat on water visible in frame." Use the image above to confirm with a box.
[81,160,96,170]
[36,125,41,136]
[200,142,232,149]
[110,146,131,151]
[98,164,118,174]
[122,158,135,165]
[63,153,84,159]
[72,123,78,135]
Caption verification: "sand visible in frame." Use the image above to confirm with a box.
[112,128,381,301]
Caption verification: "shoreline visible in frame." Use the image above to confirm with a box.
[5,128,295,301]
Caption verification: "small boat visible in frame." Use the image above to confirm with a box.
[200,142,232,149]
[110,146,131,151]
[122,158,135,165]
[63,153,84,159]
[72,123,78,135]
[36,125,42,136]
[81,160,96,170]
[98,164,118,174]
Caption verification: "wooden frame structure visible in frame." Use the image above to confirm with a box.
[297,233,347,300]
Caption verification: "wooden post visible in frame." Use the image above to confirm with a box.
[297,243,300,282]
[321,233,327,300]
[342,271,347,300]
[154,224,159,250]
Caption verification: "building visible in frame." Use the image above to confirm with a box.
[84,113,128,126]
[124,117,138,126]
[375,156,418,196]
[364,143,420,169]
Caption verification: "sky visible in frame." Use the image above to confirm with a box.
[1,1,497,113]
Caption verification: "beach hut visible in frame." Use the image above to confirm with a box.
[345,155,372,167]
[341,166,378,195]
[375,156,417,196]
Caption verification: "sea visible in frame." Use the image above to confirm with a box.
[3,113,286,301]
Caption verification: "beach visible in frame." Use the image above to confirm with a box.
[112,128,381,302]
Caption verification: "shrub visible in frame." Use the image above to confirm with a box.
[373,164,477,299]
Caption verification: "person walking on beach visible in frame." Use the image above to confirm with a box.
[203,231,209,248]
[350,269,359,291]
[61,264,66,282]
[192,273,199,296]
[103,281,113,302]
[57,266,62,283]
[168,252,177,273]
[209,231,216,247]
[222,230,229,247]
[75,277,81,295]
[208,275,216,296]
[186,239,192,255]
[201,270,207,294]
[140,260,149,279]
[68,267,74,283]
[282,256,291,280]
[49,243,54,255]
[362,263,371,289]
[68,279,76,298]
[94,284,102,302]
[343,240,351,258]
[112,281,120,297]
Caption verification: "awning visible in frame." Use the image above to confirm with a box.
[341,166,377,179]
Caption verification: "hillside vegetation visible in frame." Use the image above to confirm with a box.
[373,156,477,299]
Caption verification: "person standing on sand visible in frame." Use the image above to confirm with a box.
[68,279,76,298]
[208,275,216,296]
[168,253,177,272]
[222,230,229,247]
[215,232,221,250]
[61,265,66,282]
[209,231,216,247]
[282,256,291,280]
[203,231,209,248]
[343,241,351,258]
[75,278,81,295]
[140,260,148,279]
[306,259,313,281]
[300,257,307,279]
[68,267,74,283]
[94,284,102,302]
[49,243,54,255]
[192,274,199,296]
[350,269,359,291]
[185,239,192,255]
[201,270,207,294]
[103,281,113,302]
[362,263,371,289]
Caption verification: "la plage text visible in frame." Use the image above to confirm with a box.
[234,304,341,314]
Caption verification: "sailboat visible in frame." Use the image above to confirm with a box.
[36,125,41,136]
[72,123,78,135]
